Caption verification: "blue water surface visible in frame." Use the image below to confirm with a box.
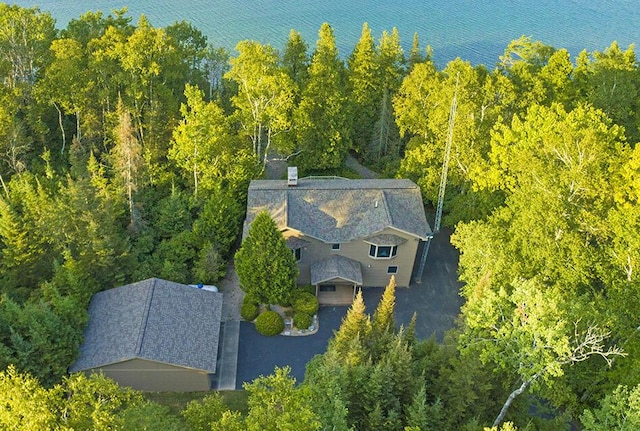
[9,0,640,66]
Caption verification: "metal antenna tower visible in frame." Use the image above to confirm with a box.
[415,73,459,283]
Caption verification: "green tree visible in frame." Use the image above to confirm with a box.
[407,32,424,69]
[225,40,295,165]
[305,284,437,431]
[111,98,143,228]
[327,290,371,364]
[451,102,632,426]
[294,23,350,171]
[348,23,378,156]
[235,211,298,305]
[0,85,33,175]
[572,41,640,142]
[397,58,503,224]
[169,84,242,196]
[119,401,184,431]
[0,365,57,430]
[36,37,91,151]
[182,392,230,431]
[244,366,321,431]
[165,20,208,86]
[581,384,640,430]
[369,28,405,163]
[0,4,56,89]
[282,29,309,91]
[54,373,142,431]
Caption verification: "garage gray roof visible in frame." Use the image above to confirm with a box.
[70,278,223,373]
[245,178,431,242]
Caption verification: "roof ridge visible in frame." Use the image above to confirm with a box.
[380,190,393,227]
[135,278,156,356]
[285,189,289,228]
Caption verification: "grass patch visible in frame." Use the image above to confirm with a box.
[145,390,249,417]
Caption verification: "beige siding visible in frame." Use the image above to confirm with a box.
[86,359,212,392]
[317,284,356,305]
[285,227,420,288]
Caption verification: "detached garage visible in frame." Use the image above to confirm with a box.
[70,278,223,392]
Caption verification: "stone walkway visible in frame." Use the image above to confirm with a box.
[219,262,244,321]
[215,263,243,390]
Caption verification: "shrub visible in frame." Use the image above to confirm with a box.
[293,312,313,330]
[241,295,260,321]
[255,311,285,336]
[292,291,319,315]
[296,284,316,295]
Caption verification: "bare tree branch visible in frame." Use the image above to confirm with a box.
[493,321,626,427]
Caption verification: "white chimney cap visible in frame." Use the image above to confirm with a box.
[288,167,298,186]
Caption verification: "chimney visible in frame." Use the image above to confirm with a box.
[287,167,298,186]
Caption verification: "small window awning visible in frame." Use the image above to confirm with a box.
[286,236,310,250]
[365,233,407,246]
[311,255,363,285]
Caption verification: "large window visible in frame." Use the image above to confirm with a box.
[369,244,397,259]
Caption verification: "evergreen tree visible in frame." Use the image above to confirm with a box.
[347,23,379,156]
[234,211,298,304]
[327,290,371,363]
[282,29,310,91]
[294,23,350,171]
[408,32,424,69]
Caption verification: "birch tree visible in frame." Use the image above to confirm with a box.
[226,40,294,165]
[169,84,240,196]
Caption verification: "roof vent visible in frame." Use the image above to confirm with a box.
[288,167,298,186]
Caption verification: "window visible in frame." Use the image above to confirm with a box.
[368,244,397,259]
[387,266,398,274]
[293,248,301,262]
[319,284,336,292]
[331,243,341,250]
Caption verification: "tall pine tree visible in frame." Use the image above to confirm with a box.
[234,211,298,304]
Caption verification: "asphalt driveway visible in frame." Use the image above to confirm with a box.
[235,227,464,388]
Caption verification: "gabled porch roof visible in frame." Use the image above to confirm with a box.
[310,255,363,286]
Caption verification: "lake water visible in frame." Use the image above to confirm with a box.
[9,0,640,66]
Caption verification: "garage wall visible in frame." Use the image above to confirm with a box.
[87,358,212,392]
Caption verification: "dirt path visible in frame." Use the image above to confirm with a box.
[346,155,380,179]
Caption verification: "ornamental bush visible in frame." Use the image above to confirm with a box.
[292,291,319,315]
[241,301,259,321]
[293,312,313,330]
[255,310,285,336]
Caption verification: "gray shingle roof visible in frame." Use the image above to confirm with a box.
[365,233,408,246]
[70,278,223,373]
[245,178,431,242]
[311,255,363,285]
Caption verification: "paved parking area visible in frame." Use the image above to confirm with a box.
[234,228,463,388]
[235,305,347,387]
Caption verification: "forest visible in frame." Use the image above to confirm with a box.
[0,2,639,430]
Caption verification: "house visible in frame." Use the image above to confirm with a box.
[244,176,431,305]
[69,278,223,392]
